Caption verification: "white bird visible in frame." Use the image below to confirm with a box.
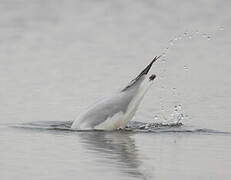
[71,56,161,130]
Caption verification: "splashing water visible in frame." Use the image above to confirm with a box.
[10,104,187,132]
[11,120,183,132]
[183,65,189,71]
[160,26,224,62]
[157,26,225,124]
[11,118,231,134]
[207,36,211,40]
[9,103,230,134]
[158,104,185,125]
[219,26,224,31]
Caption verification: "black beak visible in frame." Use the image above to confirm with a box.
[121,55,161,92]
[137,55,161,78]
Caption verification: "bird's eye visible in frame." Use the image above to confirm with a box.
[149,74,156,81]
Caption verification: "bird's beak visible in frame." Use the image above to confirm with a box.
[121,55,160,92]
[137,55,161,78]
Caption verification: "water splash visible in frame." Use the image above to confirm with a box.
[160,26,224,59]
[183,65,189,71]
[219,26,224,31]
[126,121,183,131]
[10,120,231,135]
[162,52,166,57]
[153,115,158,122]
[164,104,185,124]
[158,26,225,119]
[207,36,211,40]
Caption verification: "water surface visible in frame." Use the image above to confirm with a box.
[1,0,231,179]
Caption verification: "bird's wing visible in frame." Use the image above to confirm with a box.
[73,92,135,129]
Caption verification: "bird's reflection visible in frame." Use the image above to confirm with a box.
[78,131,153,180]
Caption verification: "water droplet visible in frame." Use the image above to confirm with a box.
[162,52,166,57]
[161,59,167,63]
[178,114,184,121]
[178,105,182,110]
[174,37,178,41]
[184,65,189,71]
[207,36,211,40]
[169,40,174,46]
[202,33,207,38]
[183,32,188,36]
[145,124,149,129]
[195,30,199,34]
[219,26,224,31]
[188,35,192,39]
[154,115,158,121]
[174,105,178,111]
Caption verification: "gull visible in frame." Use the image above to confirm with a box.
[71,56,161,130]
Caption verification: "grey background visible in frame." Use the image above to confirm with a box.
[0,0,231,180]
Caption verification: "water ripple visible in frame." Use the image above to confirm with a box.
[10,120,231,135]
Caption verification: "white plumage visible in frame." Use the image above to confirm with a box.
[71,56,160,130]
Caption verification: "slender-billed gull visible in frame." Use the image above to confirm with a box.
[71,56,161,130]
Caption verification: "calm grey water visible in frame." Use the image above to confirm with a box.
[1,0,231,179]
